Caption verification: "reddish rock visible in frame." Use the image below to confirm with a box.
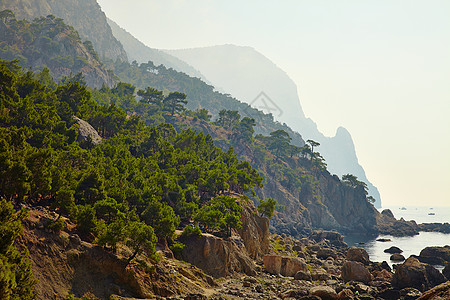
[392,257,446,290]
[346,246,370,264]
[263,255,307,277]
[337,288,354,300]
[309,285,338,300]
[341,261,373,283]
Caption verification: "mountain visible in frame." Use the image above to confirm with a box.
[0,0,128,62]
[167,45,382,208]
[0,10,115,88]
[106,18,207,81]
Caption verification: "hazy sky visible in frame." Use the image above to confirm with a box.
[97,0,450,207]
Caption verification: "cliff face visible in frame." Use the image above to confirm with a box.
[0,0,128,62]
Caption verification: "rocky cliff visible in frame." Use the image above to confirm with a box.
[0,0,128,62]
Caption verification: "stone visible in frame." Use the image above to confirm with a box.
[263,255,307,277]
[384,246,402,254]
[378,288,400,300]
[309,230,348,248]
[390,253,405,262]
[399,287,422,299]
[346,247,370,264]
[372,269,393,281]
[341,261,373,283]
[74,116,102,145]
[294,270,312,281]
[317,248,337,259]
[337,289,354,300]
[443,263,450,280]
[419,246,450,262]
[391,257,446,290]
[417,280,450,300]
[184,294,207,300]
[309,285,338,300]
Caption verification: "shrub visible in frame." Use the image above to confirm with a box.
[181,225,202,238]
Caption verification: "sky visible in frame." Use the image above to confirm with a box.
[97,0,450,207]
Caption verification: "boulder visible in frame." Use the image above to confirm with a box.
[419,246,450,264]
[346,247,370,264]
[341,261,373,283]
[180,234,256,278]
[391,257,447,290]
[309,230,347,248]
[337,289,354,300]
[390,253,405,262]
[74,116,102,145]
[317,247,337,259]
[295,270,312,281]
[309,285,338,300]
[263,255,307,277]
[384,246,403,254]
[417,280,450,300]
[399,287,422,299]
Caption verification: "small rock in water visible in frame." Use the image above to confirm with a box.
[390,253,405,262]
[384,246,403,254]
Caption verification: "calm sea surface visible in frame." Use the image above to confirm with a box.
[344,206,450,270]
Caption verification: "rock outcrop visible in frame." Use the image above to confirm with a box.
[238,199,270,259]
[391,257,447,290]
[262,255,307,277]
[180,234,256,278]
[74,117,102,145]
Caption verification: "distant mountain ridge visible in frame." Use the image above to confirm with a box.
[107,18,207,81]
[167,45,381,207]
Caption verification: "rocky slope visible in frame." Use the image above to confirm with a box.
[0,0,128,62]
[167,45,382,208]
[0,11,116,88]
[21,207,450,299]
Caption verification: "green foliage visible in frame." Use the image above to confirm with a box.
[194,195,242,236]
[125,221,157,265]
[342,174,368,194]
[141,199,180,240]
[257,198,276,219]
[169,241,185,259]
[0,199,36,299]
[181,225,202,238]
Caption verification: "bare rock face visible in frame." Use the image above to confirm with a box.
[238,199,270,259]
[391,257,446,290]
[341,261,373,283]
[180,234,256,278]
[74,116,102,145]
[346,247,370,265]
[262,255,307,277]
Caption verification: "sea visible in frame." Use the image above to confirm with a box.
[344,206,450,270]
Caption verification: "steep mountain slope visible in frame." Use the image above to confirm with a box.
[107,18,206,81]
[167,45,382,208]
[0,0,127,61]
[0,11,115,88]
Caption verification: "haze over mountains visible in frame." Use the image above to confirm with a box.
[166,45,381,208]
[109,25,382,207]
[0,0,381,207]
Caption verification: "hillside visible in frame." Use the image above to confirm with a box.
[0,0,128,61]
[0,10,115,88]
[167,45,382,208]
